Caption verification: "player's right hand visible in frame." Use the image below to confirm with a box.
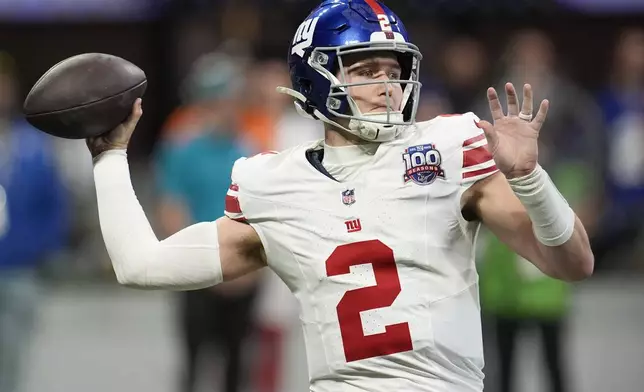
[86,98,143,159]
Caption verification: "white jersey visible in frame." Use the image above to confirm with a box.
[225,112,498,392]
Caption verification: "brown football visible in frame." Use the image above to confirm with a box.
[23,53,147,139]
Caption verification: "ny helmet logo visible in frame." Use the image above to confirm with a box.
[291,16,320,57]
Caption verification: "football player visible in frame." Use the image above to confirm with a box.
[87,1,594,391]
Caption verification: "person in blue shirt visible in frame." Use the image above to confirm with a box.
[0,52,69,392]
[594,28,644,270]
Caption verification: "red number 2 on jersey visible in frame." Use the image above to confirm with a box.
[325,240,413,362]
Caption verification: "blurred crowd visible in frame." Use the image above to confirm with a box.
[2,3,644,392]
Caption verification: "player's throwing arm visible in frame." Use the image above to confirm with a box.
[87,99,267,290]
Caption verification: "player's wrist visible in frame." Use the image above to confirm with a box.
[508,164,575,247]
[503,164,538,180]
[92,147,127,165]
[506,164,541,186]
[88,135,128,158]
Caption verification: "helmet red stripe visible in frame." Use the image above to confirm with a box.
[364,0,386,15]
[364,0,394,39]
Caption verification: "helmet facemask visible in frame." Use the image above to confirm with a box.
[309,41,422,141]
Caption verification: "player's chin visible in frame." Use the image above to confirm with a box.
[367,107,398,115]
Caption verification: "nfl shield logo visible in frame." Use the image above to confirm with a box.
[341,189,356,206]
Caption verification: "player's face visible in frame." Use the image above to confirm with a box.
[339,52,403,115]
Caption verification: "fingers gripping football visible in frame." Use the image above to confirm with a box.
[86,99,143,158]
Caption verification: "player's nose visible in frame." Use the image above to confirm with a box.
[377,79,395,100]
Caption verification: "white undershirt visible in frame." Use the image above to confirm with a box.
[321,142,379,182]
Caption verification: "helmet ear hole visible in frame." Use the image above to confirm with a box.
[301,80,312,95]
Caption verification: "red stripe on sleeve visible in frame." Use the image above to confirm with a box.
[462,165,498,179]
[463,146,493,168]
[462,133,486,147]
[225,194,242,214]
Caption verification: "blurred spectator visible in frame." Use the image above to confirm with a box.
[476,30,602,392]
[595,28,644,271]
[0,52,69,392]
[154,51,259,392]
[240,58,321,151]
[478,162,595,392]
[476,29,603,223]
[49,136,104,279]
[438,36,490,113]
[241,58,319,392]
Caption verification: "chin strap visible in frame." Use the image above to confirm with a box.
[275,86,401,142]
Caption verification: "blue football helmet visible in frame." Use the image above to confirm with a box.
[277,0,423,142]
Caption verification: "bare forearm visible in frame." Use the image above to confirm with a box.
[507,165,594,280]
[536,216,594,281]
[488,208,593,281]
[473,171,594,282]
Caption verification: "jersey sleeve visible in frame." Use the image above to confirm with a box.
[224,158,249,223]
[223,152,280,223]
[224,182,246,222]
[459,112,498,185]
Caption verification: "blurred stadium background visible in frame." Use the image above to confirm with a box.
[1,1,644,392]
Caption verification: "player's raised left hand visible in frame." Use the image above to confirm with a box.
[477,83,549,179]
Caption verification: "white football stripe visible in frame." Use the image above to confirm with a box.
[225,211,245,220]
[227,189,238,198]
[463,159,496,173]
[463,139,488,150]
